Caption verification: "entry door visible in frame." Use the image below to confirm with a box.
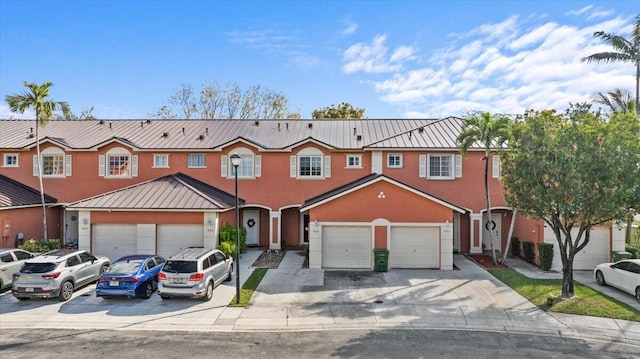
[244,209,260,246]
[482,213,501,252]
[65,211,79,247]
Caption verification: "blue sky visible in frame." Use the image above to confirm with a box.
[1,0,638,119]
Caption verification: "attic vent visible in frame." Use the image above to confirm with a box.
[255,120,260,126]
[162,132,169,138]
[308,123,313,129]
[356,135,362,141]
[99,120,104,125]
[418,127,424,133]
[198,134,205,141]
[146,119,151,124]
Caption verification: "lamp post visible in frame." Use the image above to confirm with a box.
[230,153,242,304]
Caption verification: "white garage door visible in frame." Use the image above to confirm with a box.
[390,226,440,269]
[92,224,137,262]
[322,226,371,268]
[157,224,204,258]
[546,226,610,271]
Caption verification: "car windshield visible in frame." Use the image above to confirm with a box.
[106,260,143,274]
[20,262,57,273]
[163,260,197,273]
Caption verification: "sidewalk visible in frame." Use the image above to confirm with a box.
[0,250,638,344]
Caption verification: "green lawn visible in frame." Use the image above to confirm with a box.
[228,268,268,307]
[488,269,640,321]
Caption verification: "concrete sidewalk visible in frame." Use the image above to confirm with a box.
[0,250,639,344]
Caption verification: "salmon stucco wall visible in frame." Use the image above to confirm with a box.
[0,207,61,245]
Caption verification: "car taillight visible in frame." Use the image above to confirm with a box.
[12,273,20,279]
[122,278,140,283]
[189,273,204,281]
[42,272,61,279]
[158,273,167,280]
[97,278,106,283]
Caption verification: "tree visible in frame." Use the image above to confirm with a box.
[153,82,301,119]
[593,88,635,114]
[5,82,70,240]
[582,14,640,113]
[312,102,365,119]
[501,104,640,299]
[456,112,511,265]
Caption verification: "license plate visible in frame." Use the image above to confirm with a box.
[25,287,34,292]
[109,281,119,286]
[172,278,185,284]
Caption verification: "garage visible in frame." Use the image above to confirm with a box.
[322,226,371,268]
[157,224,204,258]
[546,226,610,271]
[390,226,440,269]
[92,224,137,261]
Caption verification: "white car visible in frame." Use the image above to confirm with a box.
[0,249,35,290]
[594,259,640,302]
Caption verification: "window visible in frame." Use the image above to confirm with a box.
[230,155,254,178]
[79,252,95,263]
[188,153,206,168]
[429,155,452,179]
[14,250,33,260]
[300,156,322,177]
[0,253,13,263]
[153,154,169,168]
[66,256,81,267]
[108,155,130,176]
[3,154,18,167]
[387,154,402,168]
[42,154,65,176]
[492,155,501,179]
[346,154,362,168]
[99,148,137,178]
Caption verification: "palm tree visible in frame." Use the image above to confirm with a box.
[457,112,510,265]
[582,14,640,113]
[5,82,70,240]
[593,88,635,113]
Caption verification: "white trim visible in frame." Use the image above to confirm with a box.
[387,153,403,168]
[153,154,170,168]
[346,154,363,169]
[2,153,19,167]
[427,154,455,180]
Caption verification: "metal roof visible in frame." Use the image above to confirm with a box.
[0,118,487,151]
[0,175,57,209]
[66,173,243,211]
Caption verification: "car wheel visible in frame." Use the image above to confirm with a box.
[595,271,606,286]
[58,281,74,302]
[225,265,233,282]
[203,281,214,301]
[100,264,109,274]
[141,281,154,299]
[636,287,640,303]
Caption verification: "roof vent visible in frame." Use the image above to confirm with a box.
[206,128,209,134]
[182,127,185,134]
[109,122,112,129]
[255,120,260,126]
[198,134,205,141]
[409,131,412,139]
[356,135,362,141]
[146,119,151,124]
[28,133,35,139]
[278,123,281,131]
[162,132,169,138]
[418,127,424,133]
[99,120,104,125]
[308,123,313,129]
[286,123,289,130]
[140,121,144,128]
[353,127,357,135]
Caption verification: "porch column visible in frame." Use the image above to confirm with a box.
[308,220,322,269]
[77,211,91,252]
[470,213,483,253]
[440,221,453,270]
[269,211,281,250]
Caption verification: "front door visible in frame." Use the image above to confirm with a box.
[65,211,79,248]
[482,213,501,252]
[244,209,260,246]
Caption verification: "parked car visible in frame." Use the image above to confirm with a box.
[12,249,110,301]
[0,248,36,290]
[158,247,233,301]
[96,254,165,299]
[594,259,640,302]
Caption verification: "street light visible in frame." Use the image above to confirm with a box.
[230,153,242,304]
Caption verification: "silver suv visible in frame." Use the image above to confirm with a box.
[158,247,233,301]
[0,248,35,290]
[12,249,110,301]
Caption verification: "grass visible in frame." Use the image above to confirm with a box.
[228,268,268,307]
[488,269,640,322]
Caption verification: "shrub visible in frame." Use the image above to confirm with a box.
[511,237,521,257]
[219,223,247,253]
[538,243,554,270]
[19,239,61,253]
[522,241,535,264]
[625,243,638,259]
[218,240,237,258]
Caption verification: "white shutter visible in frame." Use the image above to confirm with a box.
[65,154,72,176]
[290,156,296,177]
[492,155,500,178]
[455,154,462,178]
[255,155,262,177]
[426,154,432,179]
[221,155,228,177]
[33,155,39,176]
[419,155,427,178]
[324,155,331,178]
[131,155,138,177]
[99,155,105,176]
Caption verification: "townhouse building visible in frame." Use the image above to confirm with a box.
[0,118,623,270]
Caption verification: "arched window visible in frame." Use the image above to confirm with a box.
[290,147,331,179]
[99,147,138,178]
[221,147,261,179]
[34,147,70,177]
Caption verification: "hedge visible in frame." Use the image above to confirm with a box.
[538,243,554,270]
[522,241,535,264]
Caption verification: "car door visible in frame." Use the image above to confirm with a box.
[150,256,165,278]
[0,252,17,287]
[608,262,629,289]
[6,250,34,285]
[76,252,100,285]
[620,262,640,296]
[214,251,229,283]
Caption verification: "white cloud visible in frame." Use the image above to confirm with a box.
[344,8,635,118]
[0,104,34,119]
[340,20,358,36]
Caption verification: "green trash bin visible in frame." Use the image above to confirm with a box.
[611,251,632,262]
[373,249,389,272]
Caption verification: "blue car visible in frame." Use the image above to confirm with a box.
[96,255,165,299]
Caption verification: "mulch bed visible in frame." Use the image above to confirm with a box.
[251,250,286,269]
[464,253,510,270]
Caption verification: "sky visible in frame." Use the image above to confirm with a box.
[0,0,638,120]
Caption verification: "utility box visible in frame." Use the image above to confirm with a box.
[373,249,389,272]
[611,251,632,262]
